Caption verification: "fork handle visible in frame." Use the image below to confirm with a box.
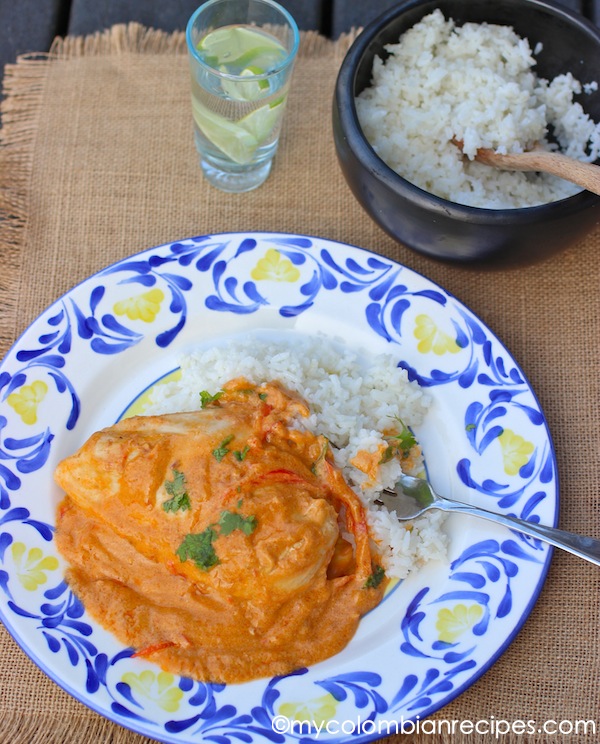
[436,497,600,566]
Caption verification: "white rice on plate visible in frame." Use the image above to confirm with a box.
[355,9,600,208]
[143,334,447,580]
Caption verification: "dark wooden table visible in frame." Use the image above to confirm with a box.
[2,0,600,85]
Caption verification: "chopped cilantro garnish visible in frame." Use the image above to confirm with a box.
[176,528,219,571]
[393,419,417,453]
[213,434,234,462]
[379,444,395,465]
[163,469,191,513]
[218,509,257,536]
[165,468,186,496]
[364,565,385,589]
[199,390,223,409]
[311,437,329,474]
[380,419,417,463]
[258,392,268,401]
[233,445,250,462]
[177,506,257,572]
[163,491,191,513]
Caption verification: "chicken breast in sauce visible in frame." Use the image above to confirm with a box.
[54,378,386,683]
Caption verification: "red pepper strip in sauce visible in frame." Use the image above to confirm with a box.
[131,640,178,658]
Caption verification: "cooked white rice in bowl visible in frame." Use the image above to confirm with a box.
[355,9,600,209]
[143,334,447,580]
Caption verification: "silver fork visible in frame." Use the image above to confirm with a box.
[378,473,600,566]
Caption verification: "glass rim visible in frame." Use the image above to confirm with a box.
[185,0,300,80]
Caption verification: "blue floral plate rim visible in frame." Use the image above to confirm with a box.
[0,231,557,743]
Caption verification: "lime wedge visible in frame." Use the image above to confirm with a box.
[243,65,270,87]
[192,98,258,164]
[221,66,271,102]
[233,45,285,71]
[238,98,285,141]
[191,96,285,165]
[197,25,286,73]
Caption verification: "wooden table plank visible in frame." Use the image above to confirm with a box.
[67,0,325,35]
[589,0,600,24]
[0,0,67,81]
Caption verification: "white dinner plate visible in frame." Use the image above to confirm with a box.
[0,233,556,742]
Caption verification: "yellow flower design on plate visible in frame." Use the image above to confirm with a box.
[251,249,300,282]
[7,380,48,425]
[113,288,165,322]
[11,542,59,591]
[498,428,535,476]
[414,314,460,355]
[436,603,483,643]
[121,670,184,713]
[279,693,338,728]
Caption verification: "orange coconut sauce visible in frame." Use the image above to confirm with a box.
[54,378,387,683]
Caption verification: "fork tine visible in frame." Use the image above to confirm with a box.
[376,485,430,520]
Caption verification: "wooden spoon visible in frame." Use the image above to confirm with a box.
[451,137,600,197]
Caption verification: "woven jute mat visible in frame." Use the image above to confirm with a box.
[0,23,598,744]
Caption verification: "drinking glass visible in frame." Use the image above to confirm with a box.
[186,0,300,192]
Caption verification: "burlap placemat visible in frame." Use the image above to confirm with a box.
[0,23,598,744]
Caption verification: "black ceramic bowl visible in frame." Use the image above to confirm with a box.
[333,0,600,266]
